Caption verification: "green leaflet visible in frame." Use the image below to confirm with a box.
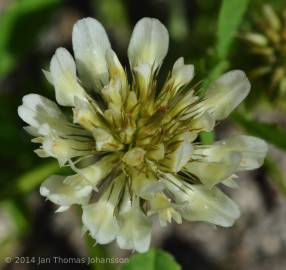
[203,0,249,90]
[122,249,181,270]
[217,0,249,59]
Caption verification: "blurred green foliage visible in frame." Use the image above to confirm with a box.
[0,0,62,78]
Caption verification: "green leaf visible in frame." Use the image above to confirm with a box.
[0,0,62,77]
[217,0,249,59]
[121,249,181,270]
[232,113,286,150]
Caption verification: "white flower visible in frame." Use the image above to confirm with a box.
[18,17,267,253]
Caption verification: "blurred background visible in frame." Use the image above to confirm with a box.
[1,0,286,269]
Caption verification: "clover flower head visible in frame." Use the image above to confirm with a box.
[18,17,267,252]
[241,4,286,100]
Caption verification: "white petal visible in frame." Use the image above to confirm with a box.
[205,70,250,120]
[41,136,93,166]
[105,49,128,99]
[172,57,184,71]
[191,112,215,132]
[166,90,198,120]
[117,194,151,253]
[176,133,193,171]
[18,94,87,140]
[34,148,50,158]
[82,175,124,244]
[172,57,194,89]
[101,78,122,108]
[82,202,119,244]
[56,206,70,213]
[23,126,40,137]
[134,63,152,100]
[117,206,151,253]
[162,173,191,202]
[161,132,193,172]
[180,185,240,227]
[18,94,67,135]
[105,49,125,79]
[40,174,92,209]
[222,176,239,188]
[73,97,106,132]
[132,172,164,199]
[185,151,241,188]
[77,154,119,187]
[42,69,53,84]
[72,18,111,90]
[148,193,182,227]
[92,128,123,151]
[50,47,86,106]
[215,135,267,171]
[128,17,169,70]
